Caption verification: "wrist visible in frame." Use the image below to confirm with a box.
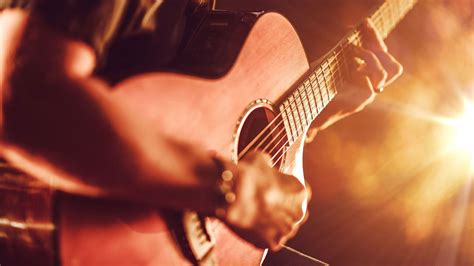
[210,156,238,219]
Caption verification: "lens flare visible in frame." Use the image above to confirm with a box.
[449,103,474,165]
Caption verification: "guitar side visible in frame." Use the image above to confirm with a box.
[59,12,311,265]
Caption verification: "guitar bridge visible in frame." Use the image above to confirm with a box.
[172,210,216,265]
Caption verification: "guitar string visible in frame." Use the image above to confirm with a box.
[242,41,352,165]
[266,4,416,263]
[233,2,411,264]
[238,63,339,163]
[238,20,385,160]
[254,53,345,156]
[240,40,351,165]
[238,2,409,163]
[236,4,393,161]
[239,0,413,162]
[248,59,342,160]
[269,17,409,266]
[259,52,348,157]
[268,0,415,166]
[235,13,380,160]
[239,0,406,159]
[265,0,415,164]
[244,59,345,168]
[262,64,345,160]
[237,52,345,160]
[282,245,330,266]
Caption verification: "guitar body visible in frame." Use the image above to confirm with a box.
[59,12,311,266]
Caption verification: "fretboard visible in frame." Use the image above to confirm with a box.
[279,0,417,144]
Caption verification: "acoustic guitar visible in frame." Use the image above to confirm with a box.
[0,0,418,265]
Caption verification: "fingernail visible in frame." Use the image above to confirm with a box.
[377,80,385,93]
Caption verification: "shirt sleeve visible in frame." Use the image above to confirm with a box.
[32,0,129,58]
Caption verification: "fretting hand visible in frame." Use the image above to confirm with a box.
[307,19,403,141]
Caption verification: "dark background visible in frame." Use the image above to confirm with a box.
[218,0,473,265]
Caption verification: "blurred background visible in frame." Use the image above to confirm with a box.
[219,0,473,265]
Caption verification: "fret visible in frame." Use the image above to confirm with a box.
[315,71,326,110]
[374,19,383,37]
[391,1,398,27]
[388,1,396,31]
[333,51,344,92]
[283,101,297,142]
[321,62,332,102]
[294,89,308,128]
[394,0,402,17]
[309,75,323,112]
[325,58,337,98]
[336,43,350,84]
[298,86,311,125]
[309,73,320,110]
[280,105,295,143]
[380,2,388,26]
[370,0,417,39]
[288,95,303,135]
[304,82,318,117]
[303,79,310,89]
[316,72,324,106]
[315,87,324,112]
[381,8,387,36]
[331,57,340,96]
[276,0,417,143]
[298,85,313,121]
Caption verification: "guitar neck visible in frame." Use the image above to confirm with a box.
[278,0,418,144]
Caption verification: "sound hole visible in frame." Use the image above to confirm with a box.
[237,106,288,168]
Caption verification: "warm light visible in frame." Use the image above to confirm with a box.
[452,104,474,158]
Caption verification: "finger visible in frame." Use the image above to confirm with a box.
[372,51,403,86]
[349,76,376,112]
[353,46,387,91]
[270,227,288,251]
[285,221,301,241]
[359,19,403,86]
[277,217,304,248]
[265,227,283,251]
[360,18,387,52]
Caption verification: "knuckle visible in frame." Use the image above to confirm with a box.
[394,62,404,77]
[387,61,403,79]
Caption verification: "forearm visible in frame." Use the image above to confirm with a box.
[1,12,220,213]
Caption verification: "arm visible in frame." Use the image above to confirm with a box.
[0,9,306,251]
[1,11,221,211]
